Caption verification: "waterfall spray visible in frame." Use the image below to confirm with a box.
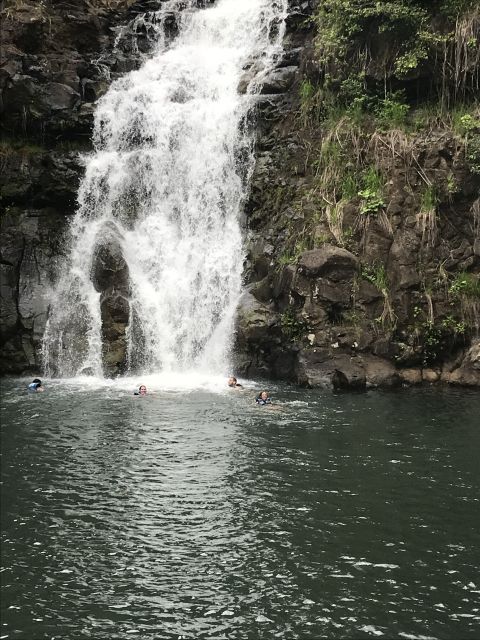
[43,0,287,378]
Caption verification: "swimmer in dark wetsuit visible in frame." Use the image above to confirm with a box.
[255,390,271,405]
[227,376,243,389]
[28,378,44,392]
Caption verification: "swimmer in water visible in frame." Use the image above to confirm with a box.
[227,376,243,389]
[28,378,44,392]
[134,385,147,396]
[255,390,271,405]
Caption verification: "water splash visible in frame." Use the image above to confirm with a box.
[43,0,287,378]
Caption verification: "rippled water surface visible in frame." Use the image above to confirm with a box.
[1,379,480,639]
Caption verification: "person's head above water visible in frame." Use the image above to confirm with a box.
[256,390,271,404]
[228,376,243,389]
[28,378,44,392]
[134,385,147,396]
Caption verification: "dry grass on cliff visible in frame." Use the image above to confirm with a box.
[89,0,137,8]
[325,203,344,246]
[416,185,439,253]
[1,0,45,21]
[449,8,480,105]
[2,0,136,18]
[303,112,476,257]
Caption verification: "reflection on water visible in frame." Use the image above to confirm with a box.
[1,379,480,639]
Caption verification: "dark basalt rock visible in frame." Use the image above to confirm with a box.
[296,349,366,390]
[297,245,358,280]
[0,0,151,374]
[292,348,403,390]
[0,148,83,210]
[92,240,130,376]
[0,208,66,374]
[233,2,480,390]
[235,292,279,347]
[92,241,129,294]
[0,0,168,140]
[259,66,298,95]
[446,341,480,387]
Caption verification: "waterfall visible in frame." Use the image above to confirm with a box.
[42,0,287,378]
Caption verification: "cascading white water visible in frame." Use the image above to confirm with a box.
[42,0,287,378]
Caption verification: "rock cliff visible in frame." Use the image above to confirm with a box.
[1,0,170,373]
[235,0,480,388]
[1,0,479,387]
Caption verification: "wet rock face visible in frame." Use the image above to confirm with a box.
[272,246,359,327]
[446,340,480,387]
[234,1,480,389]
[0,0,157,374]
[0,0,311,375]
[92,242,130,376]
[1,149,83,211]
[0,208,66,374]
[0,0,174,140]
[1,0,478,388]
[259,66,298,94]
[92,242,129,293]
[296,350,367,391]
[297,246,358,280]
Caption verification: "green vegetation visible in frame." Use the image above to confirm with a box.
[290,1,478,274]
[420,185,439,213]
[340,172,359,200]
[361,263,388,291]
[454,112,480,135]
[268,2,480,354]
[299,79,320,126]
[361,263,396,328]
[440,315,467,334]
[446,172,458,196]
[411,303,468,366]
[358,167,385,215]
[406,272,480,362]
[314,0,479,112]
[1,0,136,21]
[278,239,309,266]
[295,1,479,135]
[451,110,480,173]
[408,102,479,134]
[465,134,480,174]
[314,231,331,246]
[404,272,480,366]
[375,94,410,130]
[449,272,480,298]
[416,184,439,250]
[446,272,480,334]
[280,309,307,342]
